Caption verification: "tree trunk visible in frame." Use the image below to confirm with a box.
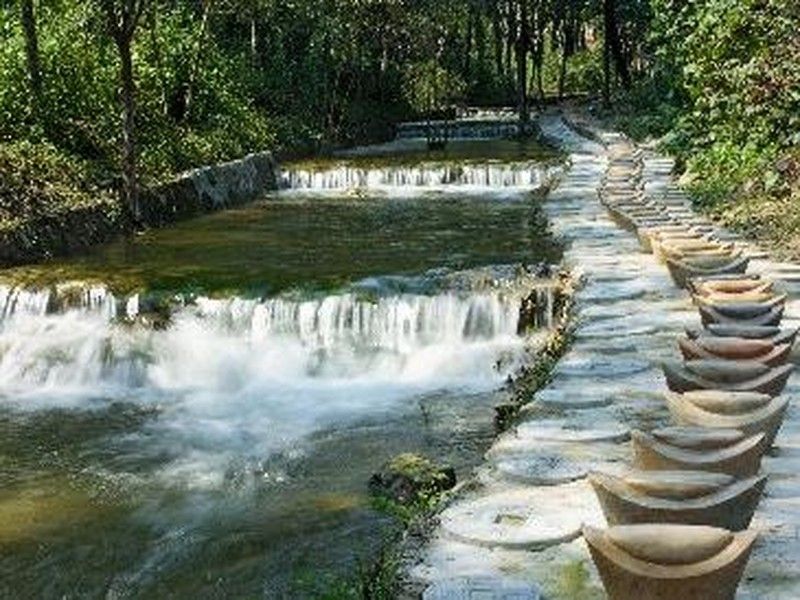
[603,0,631,89]
[515,1,529,126]
[146,5,169,117]
[250,15,258,67]
[19,0,43,111]
[186,0,213,120]
[504,1,516,82]
[558,28,568,100]
[475,9,486,77]
[491,5,503,77]
[464,8,473,78]
[603,32,611,107]
[536,56,544,102]
[118,36,140,221]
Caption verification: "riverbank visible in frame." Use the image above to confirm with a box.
[0,141,280,266]
[0,112,557,269]
[400,114,800,599]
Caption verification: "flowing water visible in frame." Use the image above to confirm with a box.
[0,139,562,597]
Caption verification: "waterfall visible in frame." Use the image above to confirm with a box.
[395,120,520,140]
[280,162,560,191]
[0,283,558,398]
[0,284,117,321]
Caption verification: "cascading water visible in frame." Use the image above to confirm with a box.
[280,162,561,191]
[0,281,554,486]
[0,285,543,379]
[0,130,564,596]
[395,120,520,140]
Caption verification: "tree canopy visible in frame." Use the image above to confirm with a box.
[0,1,797,231]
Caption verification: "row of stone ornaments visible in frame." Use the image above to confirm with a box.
[590,139,796,599]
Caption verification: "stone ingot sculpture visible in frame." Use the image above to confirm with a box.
[631,428,767,476]
[639,227,711,253]
[652,240,718,263]
[693,285,776,305]
[661,359,793,396]
[677,337,791,367]
[680,390,772,414]
[659,239,731,253]
[659,243,735,264]
[663,240,732,254]
[583,524,758,600]
[604,204,656,232]
[664,392,790,446]
[689,273,761,287]
[694,291,776,306]
[685,324,798,346]
[666,255,750,288]
[696,296,786,327]
[691,278,771,297]
[588,469,765,531]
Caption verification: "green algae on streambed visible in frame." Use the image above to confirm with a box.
[0,390,509,597]
[0,191,561,297]
[325,138,563,166]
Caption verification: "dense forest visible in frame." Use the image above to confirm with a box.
[0,1,798,251]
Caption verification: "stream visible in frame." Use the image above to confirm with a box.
[0,138,564,597]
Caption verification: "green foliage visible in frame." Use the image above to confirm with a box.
[599,0,800,257]
[0,140,117,228]
[402,60,465,118]
[370,452,454,525]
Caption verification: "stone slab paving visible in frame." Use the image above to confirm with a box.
[405,116,800,598]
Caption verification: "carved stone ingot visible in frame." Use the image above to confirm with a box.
[583,524,758,600]
[588,469,765,531]
[661,359,793,396]
[677,337,791,367]
[696,295,786,327]
[631,428,767,477]
[664,391,790,446]
[666,255,750,288]
[690,278,771,297]
[685,324,798,346]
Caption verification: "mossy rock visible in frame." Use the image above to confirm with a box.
[369,453,456,505]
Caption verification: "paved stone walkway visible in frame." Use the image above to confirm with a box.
[405,116,800,599]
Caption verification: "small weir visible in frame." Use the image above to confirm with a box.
[0,282,556,394]
[279,162,560,191]
[395,120,520,141]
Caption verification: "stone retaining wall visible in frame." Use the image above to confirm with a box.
[0,151,278,267]
[139,151,278,226]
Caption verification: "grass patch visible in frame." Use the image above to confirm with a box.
[551,560,602,600]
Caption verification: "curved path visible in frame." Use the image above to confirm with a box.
[405,116,800,599]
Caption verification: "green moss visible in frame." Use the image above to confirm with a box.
[386,453,439,481]
[370,452,455,525]
[551,560,602,600]
[499,271,577,428]
[289,543,399,599]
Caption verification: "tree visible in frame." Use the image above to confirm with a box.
[514,0,530,125]
[97,0,146,222]
[403,60,465,149]
[604,0,631,90]
[19,0,43,115]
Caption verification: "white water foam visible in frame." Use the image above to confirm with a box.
[0,285,547,489]
[280,162,561,191]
